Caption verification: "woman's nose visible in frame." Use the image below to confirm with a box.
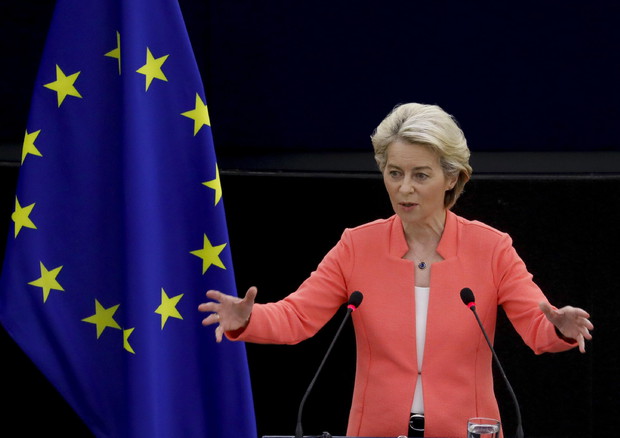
[400,178,415,193]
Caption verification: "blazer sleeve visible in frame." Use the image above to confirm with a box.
[226,230,354,344]
[494,233,577,354]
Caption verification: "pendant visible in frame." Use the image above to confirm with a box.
[417,261,427,270]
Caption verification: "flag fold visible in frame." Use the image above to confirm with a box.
[0,1,256,437]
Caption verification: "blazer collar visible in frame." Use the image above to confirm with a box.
[437,210,458,259]
[389,210,459,259]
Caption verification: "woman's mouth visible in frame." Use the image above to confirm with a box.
[399,202,418,210]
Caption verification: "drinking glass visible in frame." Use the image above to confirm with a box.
[467,417,500,438]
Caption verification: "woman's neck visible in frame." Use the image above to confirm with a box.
[402,211,446,247]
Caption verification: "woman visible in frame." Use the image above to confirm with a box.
[198,103,593,438]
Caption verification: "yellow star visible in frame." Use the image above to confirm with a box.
[21,129,42,164]
[123,328,135,354]
[12,197,37,238]
[43,65,82,107]
[155,288,184,329]
[202,164,222,206]
[105,31,121,75]
[28,262,64,303]
[136,47,169,91]
[190,234,227,274]
[181,93,211,135]
[82,299,121,338]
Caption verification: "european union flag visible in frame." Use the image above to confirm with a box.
[0,1,257,437]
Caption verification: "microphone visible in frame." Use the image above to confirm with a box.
[294,291,364,438]
[460,288,524,438]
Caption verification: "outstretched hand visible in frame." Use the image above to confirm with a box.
[198,286,258,343]
[539,302,593,353]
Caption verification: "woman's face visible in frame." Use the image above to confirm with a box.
[383,141,456,226]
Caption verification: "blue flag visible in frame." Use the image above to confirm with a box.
[0,1,257,437]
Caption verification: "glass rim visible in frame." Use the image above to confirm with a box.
[467,417,501,423]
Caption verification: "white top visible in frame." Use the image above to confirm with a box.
[411,286,430,414]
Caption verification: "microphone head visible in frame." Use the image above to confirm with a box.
[460,287,475,306]
[348,291,363,309]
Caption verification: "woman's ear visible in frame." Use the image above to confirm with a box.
[446,175,457,191]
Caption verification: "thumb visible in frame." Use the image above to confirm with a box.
[243,286,258,305]
[539,301,555,320]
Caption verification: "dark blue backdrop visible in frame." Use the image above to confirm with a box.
[2,1,620,157]
[193,1,620,153]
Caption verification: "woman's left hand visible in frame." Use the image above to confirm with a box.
[539,302,594,353]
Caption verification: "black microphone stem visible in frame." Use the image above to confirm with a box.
[471,307,524,438]
[295,307,353,438]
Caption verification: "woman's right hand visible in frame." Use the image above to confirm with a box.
[198,286,258,343]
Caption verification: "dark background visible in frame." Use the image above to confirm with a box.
[3,1,620,159]
[1,1,619,437]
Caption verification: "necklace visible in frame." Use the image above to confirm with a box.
[409,228,443,271]
[411,247,433,270]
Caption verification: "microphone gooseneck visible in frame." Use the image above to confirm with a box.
[460,287,524,438]
[294,291,364,438]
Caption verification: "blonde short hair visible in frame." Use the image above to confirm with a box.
[370,103,473,209]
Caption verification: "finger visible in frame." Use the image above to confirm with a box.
[564,306,592,323]
[578,317,594,330]
[197,302,218,313]
[577,334,586,353]
[201,313,220,327]
[206,290,228,301]
[215,325,224,343]
[538,302,557,320]
[572,315,594,334]
[243,286,258,302]
[572,308,591,319]
[539,301,551,313]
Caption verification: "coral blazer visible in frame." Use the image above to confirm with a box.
[228,211,575,437]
